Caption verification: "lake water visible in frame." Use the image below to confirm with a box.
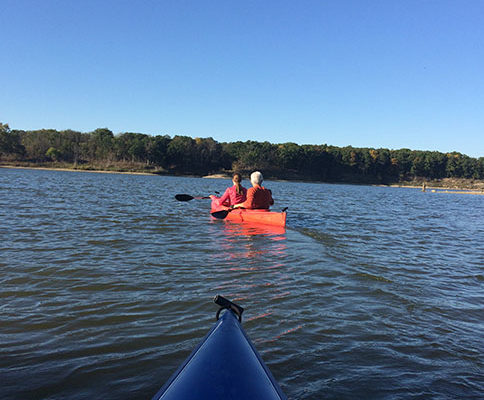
[1,168,483,399]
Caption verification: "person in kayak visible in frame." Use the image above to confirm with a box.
[233,171,274,210]
[210,172,247,207]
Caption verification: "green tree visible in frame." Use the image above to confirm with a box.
[276,142,303,170]
[410,152,427,177]
[477,158,484,179]
[194,137,227,174]
[446,152,463,178]
[20,130,54,161]
[115,132,149,162]
[422,152,447,179]
[232,141,277,171]
[0,123,26,158]
[146,135,171,167]
[166,135,196,171]
[391,149,413,179]
[89,128,114,161]
[299,145,332,180]
[45,147,61,161]
[60,130,84,164]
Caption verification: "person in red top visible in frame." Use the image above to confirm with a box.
[210,173,247,207]
[233,171,274,210]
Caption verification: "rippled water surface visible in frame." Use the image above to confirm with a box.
[1,168,483,399]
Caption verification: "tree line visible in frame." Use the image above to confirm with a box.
[1,123,483,184]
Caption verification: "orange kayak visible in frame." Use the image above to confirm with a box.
[211,199,287,227]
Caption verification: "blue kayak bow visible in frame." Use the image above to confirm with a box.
[152,295,287,400]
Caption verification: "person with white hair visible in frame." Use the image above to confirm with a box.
[233,171,274,210]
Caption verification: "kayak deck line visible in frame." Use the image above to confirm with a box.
[210,199,288,227]
[152,296,287,400]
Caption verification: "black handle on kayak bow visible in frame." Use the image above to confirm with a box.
[214,295,244,322]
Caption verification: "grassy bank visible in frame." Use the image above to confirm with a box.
[0,161,167,175]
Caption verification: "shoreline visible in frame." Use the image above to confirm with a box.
[202,173,232,179]
[2,164,484,194]
[0,165,155,176]
[384,185,484,195]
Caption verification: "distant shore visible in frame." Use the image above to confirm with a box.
[2,163,484,194]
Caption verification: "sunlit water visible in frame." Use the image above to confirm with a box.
[1,168,483,399]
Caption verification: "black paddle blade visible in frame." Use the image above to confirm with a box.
[211,210,230,219]
[175,194,194,202]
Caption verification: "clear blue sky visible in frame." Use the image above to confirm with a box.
[1,0,483,158]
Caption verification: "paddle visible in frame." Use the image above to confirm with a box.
[175,194,211,201]
[211,209,232,219]
[175,191,220,202]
